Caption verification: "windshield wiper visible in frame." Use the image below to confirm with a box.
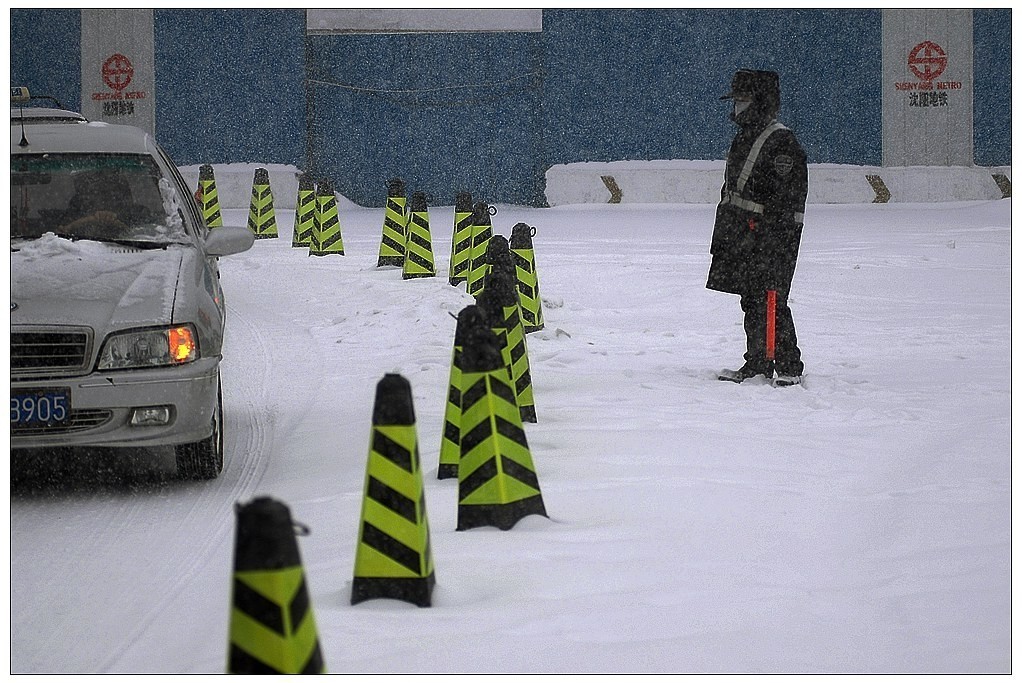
[87,236,177,249]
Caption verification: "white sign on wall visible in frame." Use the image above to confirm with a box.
[881,9,974,167]
[80,9,156,134]
[306,9,542,34]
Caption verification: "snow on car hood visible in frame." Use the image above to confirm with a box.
[10,232,185,328]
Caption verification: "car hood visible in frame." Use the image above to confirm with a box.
[11,233,186,329]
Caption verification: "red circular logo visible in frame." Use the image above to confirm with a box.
[907,41,947,82]
[102,53,134,92]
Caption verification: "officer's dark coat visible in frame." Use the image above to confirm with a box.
[706,117,808,297]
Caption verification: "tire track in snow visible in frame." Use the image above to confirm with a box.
[94,283,311,670]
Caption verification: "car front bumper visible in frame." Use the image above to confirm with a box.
[10,357,220,451]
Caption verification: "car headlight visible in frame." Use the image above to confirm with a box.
[97,325,199,370]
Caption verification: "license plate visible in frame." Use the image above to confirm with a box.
[11,388,71,427]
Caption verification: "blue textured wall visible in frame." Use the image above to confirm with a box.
[542,9,883,168]
[306,30,545,206]
[973,9,1013,167]
[9,9,1011,206]
[309,8,884,204]
[153,9,306,167]
[10,10,81,111]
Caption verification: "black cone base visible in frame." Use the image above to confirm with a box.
[437,464,458,480]
[457,495,548,531]
[377,256,404,267]
[524,324,544,334]
[402,272,435,280]
[253,234,278,240]
[351,574,436,608]
[449,276,467,286]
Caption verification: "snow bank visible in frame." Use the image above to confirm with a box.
[180,161,1012,210]
[177,163,361,212]
[544,160,1012,205]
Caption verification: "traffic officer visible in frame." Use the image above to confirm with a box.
[707,68,808,386]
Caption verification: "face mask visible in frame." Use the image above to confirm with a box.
[733,99,752,118]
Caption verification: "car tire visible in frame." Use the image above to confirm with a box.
[175,373,224,480]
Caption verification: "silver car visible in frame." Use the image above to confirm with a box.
[10,108,254,479]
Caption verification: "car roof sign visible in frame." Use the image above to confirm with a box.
[11,108,88,124]
[11,86,75,113]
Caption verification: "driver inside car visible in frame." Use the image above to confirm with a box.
[60,170,154,235]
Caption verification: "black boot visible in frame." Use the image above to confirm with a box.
[718,362,773,383]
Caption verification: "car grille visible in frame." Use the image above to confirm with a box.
[11,327,93,376]
[10,409,114,437]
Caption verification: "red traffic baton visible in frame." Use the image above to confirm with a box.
[765,289,777,361]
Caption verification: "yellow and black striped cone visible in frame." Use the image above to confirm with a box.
[247,167,279,239]
[486,232,516,274]
[476,265,536,424]
[466,201,495,296]
[510,222,545,333]
[352,373,436,607]
[448,191,474,286]
[228,496,325,674]
[198,164,223,228]
[402,191,436,279]
[378,178,407,267]
[309,179,344,256]
[457,325,547,531]
[438,305,490,480]
[292,173,316,247]
[475,230,516,298]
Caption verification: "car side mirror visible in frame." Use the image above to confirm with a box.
[204,226,255,256]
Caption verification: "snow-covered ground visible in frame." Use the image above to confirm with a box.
[8,173,1012,673]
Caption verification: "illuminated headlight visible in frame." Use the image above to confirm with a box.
[97,325,199,370]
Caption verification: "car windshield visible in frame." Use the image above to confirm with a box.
[11,153,190,244]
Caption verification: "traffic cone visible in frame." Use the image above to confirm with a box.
[292,173,316,248]
[198,164,223,228]
[247,167,279,239]
[475,230,516,298]
[476,266,536,423]
[378,178,407,267]
[309,179,344,256]
[510,222,545,333]
[457,325,547,531]
[438,305,490,480]
[402,191,436,279]
[448,191,474,286]
[466,202,494,296]
[352,374,436,607]
[486,233,516,274]
[228,496,325,674]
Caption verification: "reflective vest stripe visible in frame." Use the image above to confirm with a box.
[723,193,804,223]
[723,121,804,223]
[736,121,787,194]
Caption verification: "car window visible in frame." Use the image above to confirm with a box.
[10,153,190,244]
